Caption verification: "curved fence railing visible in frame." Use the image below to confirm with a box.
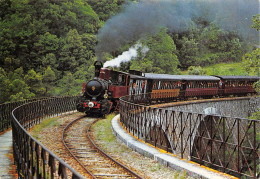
[11,96,84,178]
[0,98,52,132]
[119,93,260,178]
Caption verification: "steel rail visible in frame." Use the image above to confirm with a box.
[87,119,144,179]
[62,116,96,178]
[62,116,143,179]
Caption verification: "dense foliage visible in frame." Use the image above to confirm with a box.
[170,24,246,69]
[130,29,180,74]
[0,0,124,102]
[0,0,258,103]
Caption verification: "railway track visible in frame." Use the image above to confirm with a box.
[62,116,143,179]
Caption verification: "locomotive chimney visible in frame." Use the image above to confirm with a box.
[94,61,103,78]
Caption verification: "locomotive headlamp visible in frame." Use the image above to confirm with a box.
[88,102,94,108]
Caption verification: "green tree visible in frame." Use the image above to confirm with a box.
[42,66,56,96]
[0,0,50,70]
[9,79,35,102]
[9,67,25,82]
[74,64,95,82]
[24,69,45,97]
[57,73,79,96]
[42,53,58,70]
[251,14,260,31]
[34,32,59,59]
[228,38,243,61]
[242,14,260,77]
[131,29,180,74]
[245,14,260,121]
[81,33,97,54]
[242,48,260,76]
[1,67,35,102]
[179,37,199,68]
[172,22,245,68]
[59,29,94,73]
[41,0,100,36]
[0,0,99,72]
[187,66,206,75]
[87,0,125,22]
[0,68,11,103]
[2,57,21,72]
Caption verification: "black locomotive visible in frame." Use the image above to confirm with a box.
[77,61,113,115]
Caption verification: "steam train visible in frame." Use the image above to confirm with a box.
[76,61,259,115]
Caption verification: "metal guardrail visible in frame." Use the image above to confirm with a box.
[0,98,53,132]
[11,96,84,178]
[119,93,260,178]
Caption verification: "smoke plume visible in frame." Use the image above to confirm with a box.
[103,43,149,68]
[96,0,259,61]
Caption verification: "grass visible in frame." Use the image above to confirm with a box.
[94,113,117,143]
[182,62,257,76]
[203,62,251,76]
[150,163,162,172]
[30,117,60,140]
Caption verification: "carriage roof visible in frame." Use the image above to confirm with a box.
[129,74,147,80]
[144,73,220,81]
[215,75,260,81]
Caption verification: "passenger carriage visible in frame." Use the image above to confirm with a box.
[181,75,220,98]
[215,75,259,96]
[144,74,220,99]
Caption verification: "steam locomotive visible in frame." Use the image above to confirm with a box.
[76,61,259,115]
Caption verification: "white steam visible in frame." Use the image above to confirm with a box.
[103,43,149,68]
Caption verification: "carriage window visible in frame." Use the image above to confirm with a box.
[162,81,166,89]
[229,80,237,87]
[153,81,160,90]
[189,82,195,88]
[227,81,231,87]
[118,74,126,85]
[192,82,196,88]
[204,82,208,88]
[214,82,217,87]
[239,81,245,86]
[166,82,169,89]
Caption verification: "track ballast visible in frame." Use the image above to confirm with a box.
[62,116,143,179]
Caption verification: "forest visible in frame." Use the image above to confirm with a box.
[0,0,259,103]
